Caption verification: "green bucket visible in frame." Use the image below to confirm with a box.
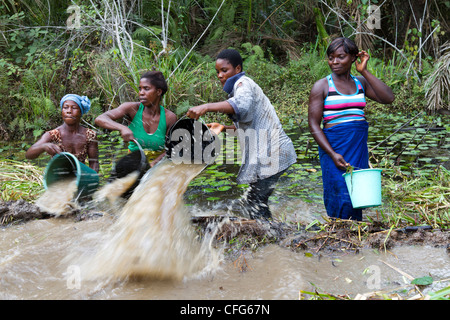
[43,152,99,199]
[342,168,382,209]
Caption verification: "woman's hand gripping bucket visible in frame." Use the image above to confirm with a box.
[342,168,383,209]
[43,152,99,200]
[109,139,150,199]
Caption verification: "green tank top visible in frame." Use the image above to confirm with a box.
[128,104,166,152]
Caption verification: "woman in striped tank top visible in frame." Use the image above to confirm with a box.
[308,37,394,220]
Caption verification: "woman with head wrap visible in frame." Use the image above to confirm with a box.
[26,94,99,172]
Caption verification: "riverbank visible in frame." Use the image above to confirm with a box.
[2,199,449,250]
[1,198,449,300]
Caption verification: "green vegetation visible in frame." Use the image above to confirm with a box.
[0,159,44,201]
[0,0,448,139]
[0,1,449,237]
[300,284,450,300]
[0,1,449,300]
[382,165,450,229]
[1,0,449,214]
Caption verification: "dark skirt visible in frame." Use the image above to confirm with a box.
[318,121,369,220]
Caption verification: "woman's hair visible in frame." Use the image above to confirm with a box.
[326,37,359,58]
[140,71,168,96]
[217,49,244,71]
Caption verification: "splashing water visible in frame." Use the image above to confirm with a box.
[35,178,78,216]
[93,171,140,206]
[77,158,222,282]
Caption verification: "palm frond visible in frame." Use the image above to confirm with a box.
[425,42,450,112]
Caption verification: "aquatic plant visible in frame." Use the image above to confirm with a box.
[0,159,43,201]
[382,165,450,230]
[300,284,450,300]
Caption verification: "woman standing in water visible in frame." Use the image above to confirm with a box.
[186,49,296,220]
[95,71,177,167]
[308,37,394,220]
[26,94,99,172]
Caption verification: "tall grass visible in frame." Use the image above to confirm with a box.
[382,166,450,229]
[91,42,224,116]
[0,159,44,201]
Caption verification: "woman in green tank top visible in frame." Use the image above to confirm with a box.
[95,71,177,166]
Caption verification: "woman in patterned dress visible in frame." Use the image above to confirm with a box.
[26,94,99,172]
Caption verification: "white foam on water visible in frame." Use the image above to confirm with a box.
[76,158,223,282]
[35,178,78,216]
[92,171,140,205]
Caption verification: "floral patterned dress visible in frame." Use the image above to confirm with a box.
[48,128,96,163]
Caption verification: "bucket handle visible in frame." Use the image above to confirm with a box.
[59,152,78,172]
[172,115,214,137]
[132,138,144,153]
[345,165,379,195]
[131,138,149,171]
[179,114,213,128]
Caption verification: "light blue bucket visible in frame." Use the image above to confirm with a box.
[342,168,382,209]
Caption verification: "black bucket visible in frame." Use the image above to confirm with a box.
[109,140,150,198]
[165,118,218,164]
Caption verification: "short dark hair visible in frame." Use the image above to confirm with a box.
[140,71,168,96]
[326,37,359,57]
[217,49,244,71]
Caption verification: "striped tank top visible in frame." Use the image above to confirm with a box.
[323,74,366,125]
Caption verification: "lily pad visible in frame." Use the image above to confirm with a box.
[411,276,433,286]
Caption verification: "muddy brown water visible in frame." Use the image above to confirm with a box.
[1,153,449,300]
[1,116,449,301]
[1,215,449,300]
[1,192,449,299]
